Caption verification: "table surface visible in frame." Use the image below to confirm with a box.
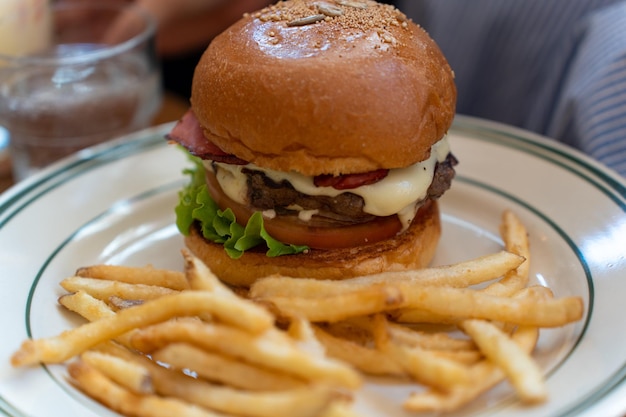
[0,92,189,194]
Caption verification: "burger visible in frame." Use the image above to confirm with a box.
[168,0,457,287]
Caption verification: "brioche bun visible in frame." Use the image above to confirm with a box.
[191,0,456,176]
[184,200,441,287]
[174,0,457,286]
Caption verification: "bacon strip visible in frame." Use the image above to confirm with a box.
[168,109,390,190]
[167,109,247,165]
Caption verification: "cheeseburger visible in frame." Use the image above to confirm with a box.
[168,0,457,287]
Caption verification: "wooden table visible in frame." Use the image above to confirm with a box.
[0,92,188,193]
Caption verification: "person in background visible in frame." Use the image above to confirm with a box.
[393,0,626,176]
[106,0,273,100]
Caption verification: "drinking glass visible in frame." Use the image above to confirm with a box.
[0,2,162,180]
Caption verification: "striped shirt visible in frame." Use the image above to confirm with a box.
[394,0,626,176]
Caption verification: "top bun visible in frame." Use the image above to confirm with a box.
[191,0,456,176]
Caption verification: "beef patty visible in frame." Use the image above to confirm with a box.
[215,153,457,226]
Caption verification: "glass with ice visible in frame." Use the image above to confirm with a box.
[0,2,161,180]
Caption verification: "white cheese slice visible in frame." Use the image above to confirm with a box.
[205,136,450,227]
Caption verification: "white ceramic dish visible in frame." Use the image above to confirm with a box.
[1,116,625,417]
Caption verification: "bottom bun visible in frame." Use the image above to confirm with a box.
[184,200,441,287]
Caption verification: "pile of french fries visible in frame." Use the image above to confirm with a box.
[10,210,584,416]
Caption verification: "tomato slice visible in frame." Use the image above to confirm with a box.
[205,170,402,249]
[314,169,389,190]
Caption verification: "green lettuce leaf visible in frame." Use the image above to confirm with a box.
[175,154,309,258]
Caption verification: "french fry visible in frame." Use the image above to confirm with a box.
[58,291,136,348]
[250,250,525,299]
[382,341,472,391]
[76,264,189,291]
[155,372,339,417]
[390,286,583,327]
[67,360,225,417]
[11,291,273,366]
[318,399,361,417]
[58,291,116,321]
[313,325,405,377]
[340,317,479,365]
[9,211,586,416]
[259,285,404,322]
[500,209,531,280]
[481,210,531,296]
[372,314,472,391]
[182,249,235,297]
[461,319,546,403]
[288,316,327,358]
[393,286,556,326]
[80,351,153,395]
[388,325,475,351]
[129,319,361,389]
[404,325,540,412]
[420,285,552,406]
[428,349,483,365]
[99,341,347,417]
[317,320,374,347]
[60,277,177,301]
[152,342,305,391]
[389,308,460,325]
[108,296,145,310]
[344,316,476,351]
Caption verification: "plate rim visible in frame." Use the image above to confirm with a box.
[1,116,625,417]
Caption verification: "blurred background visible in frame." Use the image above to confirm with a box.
[1,0,624,186]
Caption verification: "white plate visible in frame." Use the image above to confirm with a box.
[1,116,625,417]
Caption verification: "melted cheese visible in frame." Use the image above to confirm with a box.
[206,137,450,226]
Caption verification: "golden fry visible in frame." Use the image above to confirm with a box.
[500,209,531,280]
[130,319,361,389]
[60,277,177,301]
[100,341,345,417]
[318,400,361,417]
[108,296,145,310]
[404,326,539,412]
[461,319,546,403]
[58,291,137,348]
[287,316,327,358]
[482,210,532,296]
[428,349,483,365]
[260,285,403,322]
[11,291,273,366]
[372,314,471,391]
[391,286,583,327]
[157,370,338,417]
[80,350,153,395]
[67,360,224,417]
[250,250,524,298]
[182,249,236,297]
[382,341,472,391]
[58,291,116,321]
[9,210,586,416]
[347,316,475,351]
[152,342,304,391]
[313,325,405,377]
[76,264,189,291]
[158,373,339,417]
